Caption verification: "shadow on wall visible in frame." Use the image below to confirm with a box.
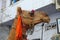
[0,25,9,40]
[32,38,40,40]
[36,4,60,15]
[0,19,14,27]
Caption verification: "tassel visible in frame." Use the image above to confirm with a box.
[15,15,23,40]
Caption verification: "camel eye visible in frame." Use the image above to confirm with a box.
[29,12,34,17]
[40,19,42,20]
[45,14,48,16]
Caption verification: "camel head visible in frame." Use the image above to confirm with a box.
[16,7,50,35]
[16,7,50,30]
[34,11,50,25]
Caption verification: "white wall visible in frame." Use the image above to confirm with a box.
[1,0,53,23]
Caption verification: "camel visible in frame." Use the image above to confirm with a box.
[7,7,50,40]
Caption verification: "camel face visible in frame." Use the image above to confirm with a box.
[19,11,50,35]
[32,11,50,24]
[17,7,50,25]
[19,10,50,35]
[17,7,50,26]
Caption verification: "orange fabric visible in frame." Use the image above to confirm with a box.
[15,15,23,40]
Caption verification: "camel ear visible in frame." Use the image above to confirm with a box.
[17,7,22,15]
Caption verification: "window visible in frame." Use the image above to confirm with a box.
[57,18,60,34]
[10,0,20,5]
